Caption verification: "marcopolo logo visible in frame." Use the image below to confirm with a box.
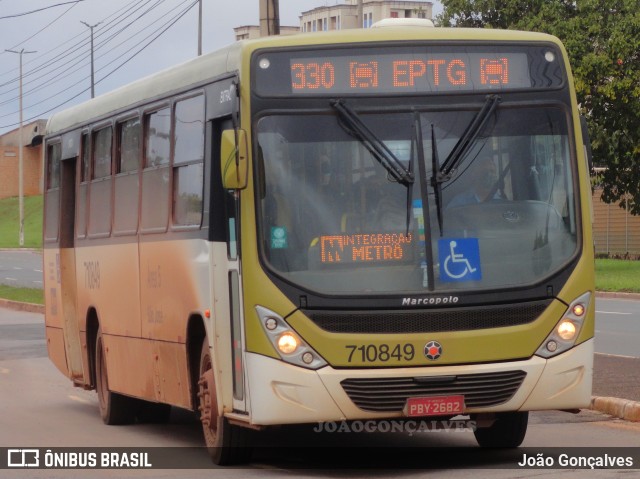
[401,295,459,306]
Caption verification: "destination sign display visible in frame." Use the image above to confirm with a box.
[290,53,529,93]
[254,45,565,96]
[318,233,414,265]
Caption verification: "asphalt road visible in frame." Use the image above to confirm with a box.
[1,308,640,478]
[0,250,42,289]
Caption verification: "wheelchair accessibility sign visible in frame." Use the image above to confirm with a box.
[438,238,482,282]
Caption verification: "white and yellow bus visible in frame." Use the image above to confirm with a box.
[43,22,594,464]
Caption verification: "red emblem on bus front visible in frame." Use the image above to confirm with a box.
[424,341,442,360]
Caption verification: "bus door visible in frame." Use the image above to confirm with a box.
[58,130,84,384]
[207,77,247,413]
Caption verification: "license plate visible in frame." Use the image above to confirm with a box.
[403,395,465,417]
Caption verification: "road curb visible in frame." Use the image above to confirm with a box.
[590,396,640,422]
[596,291,640,300]
[0,298,44,314]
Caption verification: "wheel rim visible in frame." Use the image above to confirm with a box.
[198,346,219,446]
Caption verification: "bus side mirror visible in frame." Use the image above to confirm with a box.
[221,129,248,189]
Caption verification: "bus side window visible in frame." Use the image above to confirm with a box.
[77,132,90,239]
[114,117,141,235]
[44,142,61,243]
[173,95,205,227]
[88,125,112,237]
[141,107,171,233]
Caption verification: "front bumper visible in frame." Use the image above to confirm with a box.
[244,339,593,426]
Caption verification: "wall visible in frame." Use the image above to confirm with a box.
[592,188,640,257]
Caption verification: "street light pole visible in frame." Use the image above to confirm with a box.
[81,21,101,98]
[6,48,36,247]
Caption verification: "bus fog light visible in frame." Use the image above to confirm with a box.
[546,340,558,353]
[302,352,314,364]
[557,320,576,340]
[265,317,278,331]
[277,333,299,354]
[572,303,585,317]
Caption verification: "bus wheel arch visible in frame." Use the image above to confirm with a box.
[94,324,138,425]
[197,336,251,465]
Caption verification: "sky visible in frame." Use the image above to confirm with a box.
[0,0,442,135]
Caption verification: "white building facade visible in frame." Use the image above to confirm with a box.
[300,0,433,33]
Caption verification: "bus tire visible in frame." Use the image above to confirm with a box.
[473,411,528,448]
[198,338,251,465]
[95,328,138,425]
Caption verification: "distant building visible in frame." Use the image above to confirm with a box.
[234,25,301,41]
[0,120,47,199]
[300,0,433,32]
[234,1,433,40]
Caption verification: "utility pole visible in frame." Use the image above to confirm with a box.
[259,0,280,37]
[6,48,36,247]
[81,21,101,98]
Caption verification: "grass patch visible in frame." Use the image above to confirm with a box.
[0,195,43,249]
[0,285,44,305]
[595,258,640,293]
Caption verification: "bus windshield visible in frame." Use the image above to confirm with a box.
[256,105,577,295]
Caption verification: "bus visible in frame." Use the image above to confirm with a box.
[43,22,595,464]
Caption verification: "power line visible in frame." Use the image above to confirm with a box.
[0,1,81,59]
[0,0,199,128]
[0,1,86,20]
[0,0,154,85]
[0,0,187,110]
[0,0,167,103]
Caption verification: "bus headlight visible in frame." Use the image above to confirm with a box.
[535,292,591,359]
[277,332,299,354]
[256,306,327,370]
[557,320,577,340]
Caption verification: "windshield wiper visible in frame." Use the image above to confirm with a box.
[331,99,414,187]
[437,94,501,180]
[414,113,435,290]
[430,123,444,236]
[430,94,501,236]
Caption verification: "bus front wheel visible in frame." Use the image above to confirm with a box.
[198,338,251,465]
[473,411,528,448]
[95,329,138,425]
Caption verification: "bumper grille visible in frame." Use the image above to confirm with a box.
[306,300,551,334]
[341,370,527,413]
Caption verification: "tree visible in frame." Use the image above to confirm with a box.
[439,0,640,213]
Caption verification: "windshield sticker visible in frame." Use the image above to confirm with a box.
[270,226,288,249]
[438,238,482,282]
